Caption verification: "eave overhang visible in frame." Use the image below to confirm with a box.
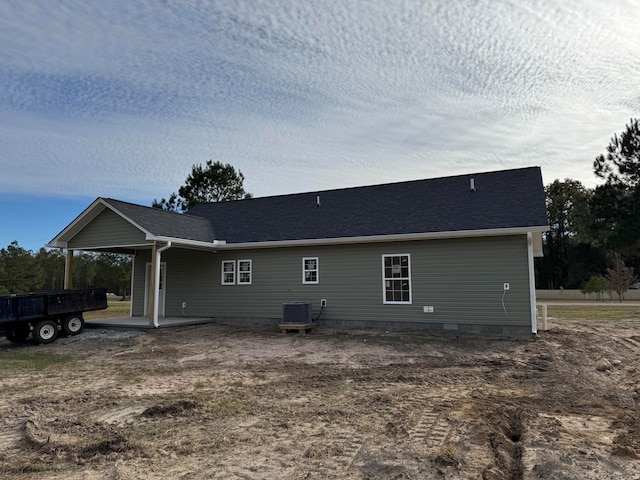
[215,226,549,253]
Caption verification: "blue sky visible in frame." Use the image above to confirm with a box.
[1,0,639,252]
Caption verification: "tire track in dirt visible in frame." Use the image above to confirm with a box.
[401,389,466,450]
[0,422,23,452]
[571,324,640,353]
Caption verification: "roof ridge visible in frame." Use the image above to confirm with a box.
[190,166,542,206]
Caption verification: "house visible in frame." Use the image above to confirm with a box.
[47,166,549,335]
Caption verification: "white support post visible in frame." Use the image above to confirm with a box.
[527,232,537,334]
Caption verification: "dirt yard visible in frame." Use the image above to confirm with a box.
[1,310,639,479]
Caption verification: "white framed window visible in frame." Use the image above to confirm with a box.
[221,260,235,285]
[382,254,412,304]
[238,259,252,284]
[302,257,319,284]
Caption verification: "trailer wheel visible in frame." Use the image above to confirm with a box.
[33,319,58,344]
[6,324,30,343]
[61,314,84,336]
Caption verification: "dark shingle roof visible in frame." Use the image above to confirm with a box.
[102,198,216,243]
[187,166,547,244]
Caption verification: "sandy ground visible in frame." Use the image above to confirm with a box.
[0,318,639,480]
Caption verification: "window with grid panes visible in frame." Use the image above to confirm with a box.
[221,260,235,285]
[302,257,318,284]
[382,254,412,304]
[238,260,252,284]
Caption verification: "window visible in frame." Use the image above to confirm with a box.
[303,257,319,284]
[222,260,235,285]
[238,260,252,284]
[382,254,412,304]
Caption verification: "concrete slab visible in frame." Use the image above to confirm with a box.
[85,317,217,329]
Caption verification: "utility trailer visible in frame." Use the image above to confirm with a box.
[0,288,108,344]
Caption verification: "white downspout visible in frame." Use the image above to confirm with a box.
[129,254,135,317]
[527,232,537,334]
[153,242,172,328]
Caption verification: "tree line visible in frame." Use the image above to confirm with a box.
[0,242,132,297]
[1,160,251,297]
[535,118,639,298]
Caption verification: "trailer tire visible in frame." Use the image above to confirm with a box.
[6,324,30,343]
[61,314,84,336]
[33,319,58,344]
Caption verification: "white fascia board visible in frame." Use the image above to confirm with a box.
[151,236,224,250]
[47,243,151,252]
[216,226,550,250]
[46,198,108,248]
[47,198,157,249]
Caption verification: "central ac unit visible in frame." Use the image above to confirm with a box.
[282,302,312,324]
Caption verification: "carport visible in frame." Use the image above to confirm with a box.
[47,198,223,328]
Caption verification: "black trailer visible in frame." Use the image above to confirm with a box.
[0,288,108,344]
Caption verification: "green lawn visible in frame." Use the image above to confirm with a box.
[543,303,640,321]
[83,299,640,323]
[84,300,131,320]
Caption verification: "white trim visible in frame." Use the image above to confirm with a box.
[302,257,319,284]
[46,198,224,250]
[129,254,135,317]
[216,226,549,251]
[237,259,252,285]
[152,236,224,249]
[144,261,167,318]
[527,232,537,334]
[47,198,108,248]
[55,242,150,251]
[382,254,412,305]
[153,242,171,328]
[221,260,236,285]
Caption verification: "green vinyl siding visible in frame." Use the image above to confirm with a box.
[131,248,218,317]
[207,235,531,326]
[162,249,218,316]
[68,209,147,249]
[130,235,532,327]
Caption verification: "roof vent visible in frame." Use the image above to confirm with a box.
[470,178,476,192]
[316,195,321,207]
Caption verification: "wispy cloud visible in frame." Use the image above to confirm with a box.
[1,0,638,203]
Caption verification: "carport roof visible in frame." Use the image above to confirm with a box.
[47,198,217,250]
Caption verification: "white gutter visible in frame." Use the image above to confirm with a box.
[153,242,172,328]
[216,226,549,250]
[152,236,225,250]
[527,232,537,334]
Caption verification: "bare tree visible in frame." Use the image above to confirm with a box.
[605,255,637,302]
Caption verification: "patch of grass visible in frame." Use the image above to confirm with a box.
[0,351,73,373]
[211,397,248,416]
[84,300,131,320]
[227,380,244,388]
[545,304,640,321]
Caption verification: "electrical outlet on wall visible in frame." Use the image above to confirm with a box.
[503,283,510,291]
[321,299,327,307]
[182,302,187,308]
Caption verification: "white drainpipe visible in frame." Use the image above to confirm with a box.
[153,241,172,328]
[527,232,537,334]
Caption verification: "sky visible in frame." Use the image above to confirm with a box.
[1,0,639,252]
